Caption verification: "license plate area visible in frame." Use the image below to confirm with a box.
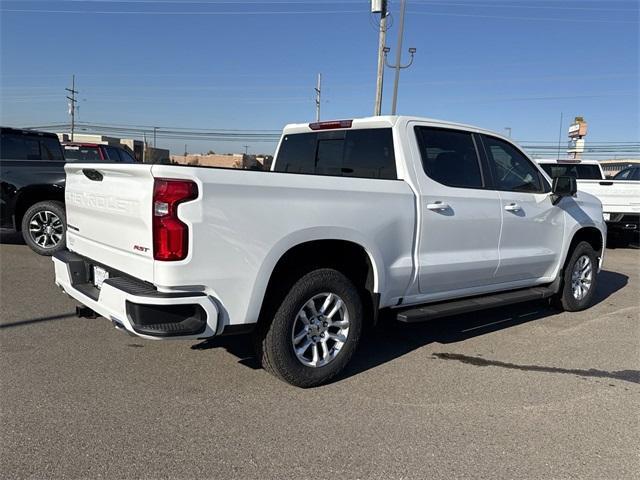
[93,265,110,289]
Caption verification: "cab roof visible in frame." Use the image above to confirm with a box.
[282,115,513,142]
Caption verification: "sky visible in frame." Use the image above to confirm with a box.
[1,0,638,156]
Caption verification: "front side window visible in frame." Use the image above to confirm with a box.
[414,126,483,188]
[274,128,397,180]
[613,167,640,180]
[105,147,124,162]
[118,148,137,163]
[482,135,544,192]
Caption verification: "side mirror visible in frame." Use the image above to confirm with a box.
[551,175,577,204]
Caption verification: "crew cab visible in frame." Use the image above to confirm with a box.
[53,116,606,387]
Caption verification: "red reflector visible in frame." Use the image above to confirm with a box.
[309,119,353,130]
[153,179,198,261]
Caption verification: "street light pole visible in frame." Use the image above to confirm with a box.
[391,0,407,115]
[384,0,416,115]
[374,0,388,116]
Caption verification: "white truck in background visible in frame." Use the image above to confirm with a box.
[54,116,606,387]
[537,159,640,242]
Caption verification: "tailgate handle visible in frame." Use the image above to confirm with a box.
[82,169,103,181]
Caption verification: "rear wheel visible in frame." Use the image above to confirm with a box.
[21,201,66,256]
[256,268,363,388]
[550,241,598,311]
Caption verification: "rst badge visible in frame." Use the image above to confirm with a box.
[133,245,150,253]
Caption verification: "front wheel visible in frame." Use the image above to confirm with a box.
[21,201,67,256]
[550,241,599,312]
[255,268,363,388]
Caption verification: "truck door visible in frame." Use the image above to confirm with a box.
[411,125,502,295]
[479,134,565,283]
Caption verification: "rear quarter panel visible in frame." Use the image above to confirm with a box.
[150,165,416,330]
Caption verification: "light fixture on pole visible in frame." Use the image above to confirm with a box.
[384,0,416,115]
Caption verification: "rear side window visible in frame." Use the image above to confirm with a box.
[482,135,544,193]
[539,163,602,180]
[0,133,40,160]
[40,137,65,160]
[274,128,397,180]
[414,126,483,188]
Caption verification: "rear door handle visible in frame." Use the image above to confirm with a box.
[504,203,521,212]
[426,201,450,210]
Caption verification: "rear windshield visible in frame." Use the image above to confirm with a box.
[64,146,102,162]
[539,163,602,180]
[0,132,64,161]
[274,128,397,180]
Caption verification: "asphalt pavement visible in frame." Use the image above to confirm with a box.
[1,234,638,479]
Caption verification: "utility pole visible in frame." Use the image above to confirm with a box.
[504,127,512,138]
[385,0,416,115]
[315,73,322,121]
[65,75,78,141]
[244,145,249,155]
[153,127,158,148]
[373,0,388,116]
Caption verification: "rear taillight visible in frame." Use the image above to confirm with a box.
[153,178,198,261]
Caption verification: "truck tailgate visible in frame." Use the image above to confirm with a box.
[64,163,155,282]
[579,180,640,214]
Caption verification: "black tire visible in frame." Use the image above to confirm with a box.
[550,241,599,312]
[21,200,66,256]
[255,268,363,388]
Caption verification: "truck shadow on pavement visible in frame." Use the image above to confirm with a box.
[192,269,631,384]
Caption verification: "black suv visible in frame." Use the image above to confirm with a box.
[0,127,68,255]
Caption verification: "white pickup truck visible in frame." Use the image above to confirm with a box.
[537,159,640,240]
[54,116,606,387]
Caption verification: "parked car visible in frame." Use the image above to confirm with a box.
[537,159,639,242]
[0,128,139,255]
[53,116,606,387]
[63,142,137,163]
[0,127,67,255]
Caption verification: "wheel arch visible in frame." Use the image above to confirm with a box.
[252,234,384,331]
[14,185,65,231]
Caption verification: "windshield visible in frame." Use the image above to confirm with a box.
[539,163,602,180]
[64,146,101,162]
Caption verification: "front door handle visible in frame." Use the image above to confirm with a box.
[504,203,521,212]
[426,201,450,210]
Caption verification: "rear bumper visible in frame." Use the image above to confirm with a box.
[53,250,218,340]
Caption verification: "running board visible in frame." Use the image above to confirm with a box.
[396,286,556,323]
